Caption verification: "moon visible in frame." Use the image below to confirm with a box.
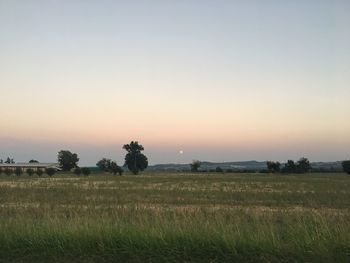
[179,150,184,155]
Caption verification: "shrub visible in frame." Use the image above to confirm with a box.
[259,169,269,173]
[110,162,123,175]
[0,167,3,175]
[45,168,56,177]
[81,167,91,176]
[4,168,12,176]
[36,169,44,177]
[215,167,223,173]
[26,168,35,176]
[342,160,350,174]
[74,167,82,176]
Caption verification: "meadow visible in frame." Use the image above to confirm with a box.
[0,172,349,262]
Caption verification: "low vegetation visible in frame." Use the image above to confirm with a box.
[0,172,349,262]
[342,160,350,174]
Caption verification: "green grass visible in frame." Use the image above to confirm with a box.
[0,172,349,262]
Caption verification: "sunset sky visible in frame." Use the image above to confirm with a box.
[0,0,349,165]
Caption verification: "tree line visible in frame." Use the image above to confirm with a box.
[58,141,148,176]
[0,141,148,177]
[266,158,311,174]
[1,142,350,175]
[190,158,350,175]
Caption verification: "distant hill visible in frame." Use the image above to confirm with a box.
[148,161,343,171]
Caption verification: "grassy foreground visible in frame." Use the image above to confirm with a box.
[0,172,349,262]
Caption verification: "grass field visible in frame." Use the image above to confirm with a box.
[0,172,349,262]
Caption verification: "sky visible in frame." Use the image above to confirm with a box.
[0,0,349,165]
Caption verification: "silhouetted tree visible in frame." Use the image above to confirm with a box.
[190,160,201,172]
[29,160,39,163]
[296,157,311,173]
[123,141,148,175]
[5,157,14,164]
[74,167,82,176]
[81,167,91,176]
[97,158,123,175]
[0,159,3,164]
[45,168,56,177]
[26,168,35,176]
[266,161,281,173]
[96,158,112,172]
[342,160,350,174]
[282,160,296,173]
[58,150,79,171]
[110,161,123,175]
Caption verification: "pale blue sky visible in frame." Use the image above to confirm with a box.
[0,0,349,165]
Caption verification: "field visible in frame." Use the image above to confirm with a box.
[0,172,349,262]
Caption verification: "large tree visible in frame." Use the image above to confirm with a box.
[58,150,79,171]
[123,141,148,175]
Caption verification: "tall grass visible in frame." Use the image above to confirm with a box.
[0,173,349,262]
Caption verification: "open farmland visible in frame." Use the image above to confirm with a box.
[0,172,349,262]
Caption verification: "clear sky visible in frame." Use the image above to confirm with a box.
[0,0,349,165]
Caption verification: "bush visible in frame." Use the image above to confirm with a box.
[259,169,269,173]
[342,160,350,174]
[215,167,223,173]
[26,168,35,176]
[110,162,123,176]
[0,167,3,175]
[81,167,91,176]
[74,167,82,176]
[45,168,56,177]
[4,168,12,176]
[36,169,44,177]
